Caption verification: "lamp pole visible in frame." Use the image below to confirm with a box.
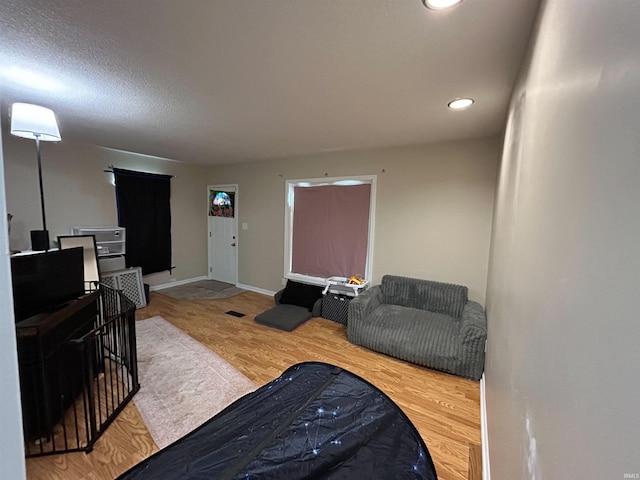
[34,135,47,234]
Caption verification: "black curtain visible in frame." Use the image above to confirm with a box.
[114,168,172,275]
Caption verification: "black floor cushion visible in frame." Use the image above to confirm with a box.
[254,304,313,332]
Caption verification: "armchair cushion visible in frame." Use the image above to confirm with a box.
[365,305,461,373]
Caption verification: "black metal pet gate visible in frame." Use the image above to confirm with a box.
[18,283,139,457]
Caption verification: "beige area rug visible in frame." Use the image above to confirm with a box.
[134,316,256,449]
[157,280,246,300]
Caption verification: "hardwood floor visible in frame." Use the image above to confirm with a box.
[26,290,481,480]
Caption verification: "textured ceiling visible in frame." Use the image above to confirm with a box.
[0,0,540,165]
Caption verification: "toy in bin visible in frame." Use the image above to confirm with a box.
[348,275,365,285]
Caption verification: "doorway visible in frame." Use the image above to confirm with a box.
[207,185,238,284]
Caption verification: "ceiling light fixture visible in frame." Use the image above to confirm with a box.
[448,98,474,110]
[422,0,463,10]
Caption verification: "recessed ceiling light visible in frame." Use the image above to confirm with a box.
[448,98,474,110]
[422,0,464,10]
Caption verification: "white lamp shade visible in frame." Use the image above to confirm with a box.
[10,103,61,141]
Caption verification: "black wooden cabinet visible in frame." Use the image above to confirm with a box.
[16,291,100,442]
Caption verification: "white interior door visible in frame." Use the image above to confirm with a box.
[207,185,238,284]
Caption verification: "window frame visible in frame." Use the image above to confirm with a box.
[283,175,376,286]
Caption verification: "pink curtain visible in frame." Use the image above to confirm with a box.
[291,184,371,278]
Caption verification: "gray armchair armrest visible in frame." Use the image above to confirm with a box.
[459,300,487,380]
[460,301,487,342]
[347,285,384,346]
[348,285,383,326]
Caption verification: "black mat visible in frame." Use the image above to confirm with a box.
[254,304,312,332]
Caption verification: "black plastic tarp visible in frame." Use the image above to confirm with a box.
[118,362,437,479]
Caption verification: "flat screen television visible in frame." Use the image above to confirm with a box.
[11,247,86,322]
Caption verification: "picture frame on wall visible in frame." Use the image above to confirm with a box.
[209,189,235,218]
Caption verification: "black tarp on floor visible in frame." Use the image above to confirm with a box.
[118,361,437,479]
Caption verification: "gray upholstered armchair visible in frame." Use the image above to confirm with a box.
[347,275,486,380]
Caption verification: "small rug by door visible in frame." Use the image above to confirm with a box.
[134,316,256,449]
[157,281,246,301]
[191,280,234,291]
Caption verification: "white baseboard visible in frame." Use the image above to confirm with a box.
[480,373,491,480]
[236,283,276,297]
[149,276,208,291]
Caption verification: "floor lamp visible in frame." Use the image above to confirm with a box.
[10,103,61,251]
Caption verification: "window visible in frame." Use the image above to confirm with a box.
[284,176,376,285]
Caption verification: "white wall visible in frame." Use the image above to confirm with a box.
[209,137,500,304]
[2,134,209,286]
[0,121,26,479]
[485,0,640,478]
[3,129,499,303]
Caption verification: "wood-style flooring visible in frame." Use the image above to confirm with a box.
[25,290,481,480]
